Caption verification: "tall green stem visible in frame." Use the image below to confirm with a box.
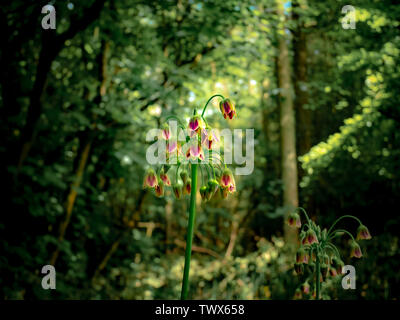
[315,253,321,300]
[180,163,198,300]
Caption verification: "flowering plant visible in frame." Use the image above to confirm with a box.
[288,208,371,300]
[143,94,237,299]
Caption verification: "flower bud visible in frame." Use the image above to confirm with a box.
[356,224,371,240]
[184,178,192,195]
[207,179,219,195]
[200,186,208,201]
[180,170,189,184]
[172,182,183,199]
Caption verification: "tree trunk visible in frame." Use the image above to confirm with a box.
[293,0,312,164]
[276,0,299,245]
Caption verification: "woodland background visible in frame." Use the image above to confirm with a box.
[1,0,399,299]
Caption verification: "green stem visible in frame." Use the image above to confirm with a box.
[180,163,198,300]
[328,229,355,242]
[327,215,362,236]
[201,94,225,117]
[315,252,321,300]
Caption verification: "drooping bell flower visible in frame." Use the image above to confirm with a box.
[180,170,188,184]
[321,263,329,280]
[220,168,234,189]
[294,263,303,275]
[219,98,236,120]
[167,140,178,154]
[184,178,192,195]
[159,170,171,186]
[329,267,338,277]
[188,115,204,137]
[350,240,362,258]
[207,179,219,196]
[155,181,164,197]
[287,212,301,228]
[296,247,309,264]
[356,224,371,240]
[143,168,158,188]
[161,123,171,140]
[201,128,219,150]
[305,229,319,245]
[206,188,213,201]
[185,142,205,161]
[200,186,208,201]
[302,281,310,294]
[172,182,183,199]
[294,288,302,300]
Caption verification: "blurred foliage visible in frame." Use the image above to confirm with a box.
[1,0,399,300]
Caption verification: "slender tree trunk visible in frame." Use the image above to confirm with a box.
[293,0,312,163]
[276,0,298,245]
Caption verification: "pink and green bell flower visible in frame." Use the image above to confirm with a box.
[201,128,219,150]
[350,240,363,258]
[155,180,164,197]
[159,170,171,186]
[143,168,158,188]
[188,115,204,135]
[184,178,192,195]
[356,224,371,240]
[287,212,301,228]
[172,182,183,199]
[220,168,235,189]
[219,98,237,120]
[305,229,319,245]
[161,123,171,140]
[185,142,205,161]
